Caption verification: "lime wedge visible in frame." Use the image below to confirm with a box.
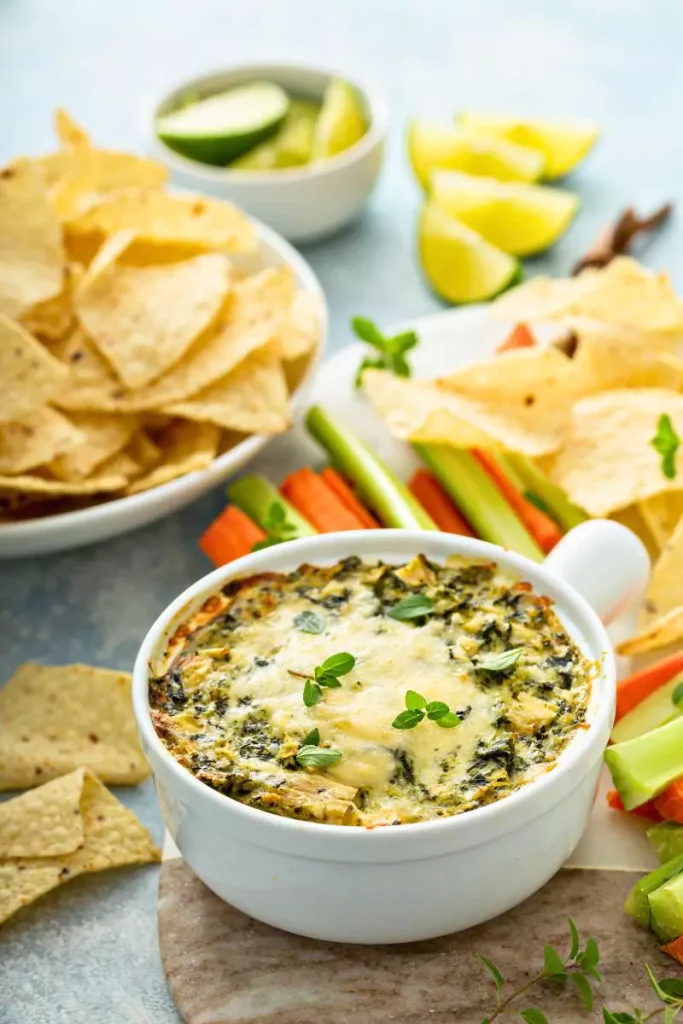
[231,99,319,170]
[419,201,520,304]
[408,121,545,188]
[430,171,578,256]
[156,82,290,166]
[458,112,599,180]
[312,78,367,161]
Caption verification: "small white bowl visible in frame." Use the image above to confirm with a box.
[149,63,388,243]
[133,521,649,944]
[0,216,327,560]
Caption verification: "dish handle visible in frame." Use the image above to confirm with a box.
[543,520,650,625]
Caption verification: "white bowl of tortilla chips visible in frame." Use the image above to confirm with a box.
[0,111,326,559]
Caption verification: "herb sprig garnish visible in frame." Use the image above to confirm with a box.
[289,652,356,707]
[352,316,419,388]
[392,690,460,730]
[294,610,325,635]
[651,413,681,481]
[252,502,297,551]
[475,647,524,673]
[388,594,435,621]
[296,728,343,768]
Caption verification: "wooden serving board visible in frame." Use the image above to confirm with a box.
[158,858,675,1024]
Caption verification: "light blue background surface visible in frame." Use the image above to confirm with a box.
[1,1,680,1020]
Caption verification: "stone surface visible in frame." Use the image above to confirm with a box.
[1,1,682,1020]
[158,859,673,1024]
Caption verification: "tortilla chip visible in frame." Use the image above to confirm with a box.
[0,769,160,925]
[0,160,64,319]
[494,258,683,334]
[65,186,256,252]
[49,411,139,480]
[20,262,81,342]
[0,315,69,422]
[125,420,219,495]
[637,513,683,629]
[96,448,143,482]
[54,108,90,147]
[56,267,292,412]
[280,290,323,361]
[363,368,567,456]
[439,346,577,439]
[0,466,130,497]
[0,663,149,790]
[617,606,683,657]
[638,492,683,551]
[0,770,85,857]
[127,430,162,470]
[551,389,683,516]
[0,407,83,475]
[75,234,233,388]
[163,346,290,434]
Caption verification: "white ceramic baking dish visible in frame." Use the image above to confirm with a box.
[133,522,649,943]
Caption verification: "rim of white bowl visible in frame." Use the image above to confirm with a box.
[133,530,614,846]
[0,214,327,545]
[149,61,389,185]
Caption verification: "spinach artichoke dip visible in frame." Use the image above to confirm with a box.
[149,555,592,827]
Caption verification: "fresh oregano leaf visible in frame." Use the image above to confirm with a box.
[663,1007,678,1024]
[355,355,386,389]
[319,652,356,676]
[672,681,683,708]
[475,648,523,672]
[651,413,681,480]
[581,937,600,970]
[405,690,427,711]
[434,712,461,728]
[426,700,450,720]
[543,944,565,976]
[568,917,580,960]
[658,978,683,1000]
[584,964,602,982]
[314,669,343,688]
[520,1008,548,1024]
[303,680,323,707]
[294,610,325,635]
[571,973,594,1011]
[302,728,320,747]
[388,594,435,621]
[392,709,425,730]
[603,1011,637,1024]
[296,745,343,768]
[476,954,503,994]
[351,316,386,348]
[388,330,419,353]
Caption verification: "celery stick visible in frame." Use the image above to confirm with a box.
[648,822,683,865]
[305,406,437,530]
[415,444,544,562]
[624,852,683,927]
[611,673,683,745]
[649,871,683,942]
[499,452,588,531]
[228,475,315,535]
[605,715,683,811]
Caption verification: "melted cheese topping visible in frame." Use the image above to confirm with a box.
[150,555,592,826]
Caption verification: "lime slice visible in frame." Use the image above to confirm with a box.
[232,98,319,170]
[311,78,367,161]
[419,201,520,304]
[458,112,599,180]
[408,121,545,188]
[156,82,290,166]
[430,171,578,256]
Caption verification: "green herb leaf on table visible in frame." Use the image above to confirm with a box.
[543,944,566,977]
[571,972,594,1011]
[672,681,683,708]
[302,728,320,747]
[296,745,343,768]
[659,979,683,1000]
[568,917,580,960]
[602,1011,638,1024]
[388,594,435,621]
[475,647,524,673]
[647,966,683,1004]
[580,936,600,970]
[351,316,420,388]
[294,610,325,635]
[651,413,681,480]
[520,1009,548,1024]
[477,953,504,996]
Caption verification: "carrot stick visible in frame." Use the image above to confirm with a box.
[654,779,683,825]
[662,935,683,966]
[496,322,536,354]
[616,652,683,722]
[199,505,265,567]
[471,449,563,554]
[408,469,475,536]
[606,789,663,822]
[320,467,380,528]
[280,467,366,532]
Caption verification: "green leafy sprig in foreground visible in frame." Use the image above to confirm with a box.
[288,652,356,707]
[477,921,683,1024]
[352,316,419,388]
